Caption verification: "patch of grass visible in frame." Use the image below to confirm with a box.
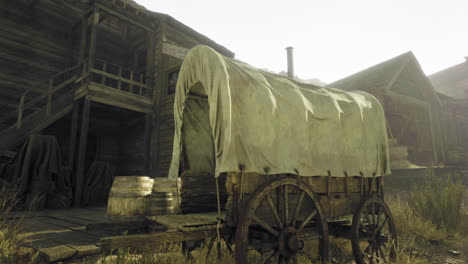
[0,187,24,263]
[407,171,464,233]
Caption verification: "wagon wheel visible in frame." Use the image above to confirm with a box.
[351,194,397,264]
[235,177,329,263]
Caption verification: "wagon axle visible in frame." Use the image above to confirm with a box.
[279,227,304,257]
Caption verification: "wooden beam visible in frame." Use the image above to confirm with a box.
[150,18,166,177]
[100,228,226,251]
[144,32,155,175]
[94,3,154,32]
[87,82,152,113]
[74,98,91,207]
[87,9,99,72]
[78,16,88,62]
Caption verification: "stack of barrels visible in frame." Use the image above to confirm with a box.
[107,176,181,222]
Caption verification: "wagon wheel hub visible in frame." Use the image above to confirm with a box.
[279,227,304,257]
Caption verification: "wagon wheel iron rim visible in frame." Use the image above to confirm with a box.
[235,177,329,264]
[351,195,397,264]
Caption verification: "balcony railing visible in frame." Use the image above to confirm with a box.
[89,59,151,97]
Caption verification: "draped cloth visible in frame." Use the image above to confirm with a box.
[169,45,390,179]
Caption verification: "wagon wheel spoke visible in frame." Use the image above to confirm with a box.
[297,209,317,232]
[253,215,279,237]
[371,200,376,227]
[375,216,389,235]
[375,206,383,230]
[261,249,279,264]
[291,191,305,226]
[291,256,298,264]
[266,192,283,228]
[364,244,372,255]
[360,222,372,235]
[377,246,387,263]
[364,208,373,228]
[283,185,289,227]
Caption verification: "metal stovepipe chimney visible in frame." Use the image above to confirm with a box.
[286,46,294,79]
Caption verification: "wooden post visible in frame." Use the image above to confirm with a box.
[150,19,166,177]
[78,16,88,62]
[88,9,99,78]
[144,31,155,174]
[16,95,25,129]
[139,73,144,96]
[67,103,80,168]
[74,98,91,207]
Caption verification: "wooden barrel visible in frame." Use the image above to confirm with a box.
[146,192,174,217]
[151,177,181,213]
[107,176,154,222]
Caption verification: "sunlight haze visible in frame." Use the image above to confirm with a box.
[135,0,468,83]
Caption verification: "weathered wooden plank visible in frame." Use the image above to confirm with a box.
[155,212,224,231]
[100,228,225,251]
[0,50,62,73]
[0,37,65,64]
[0,20,68,54]
[87,83,152,112]
[38,245,77,262]
[33,217,100,258]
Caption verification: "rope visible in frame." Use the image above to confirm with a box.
[240,169,245,202]
[175,177,181,213]
[215,176,222,244]
[385,117,395,140]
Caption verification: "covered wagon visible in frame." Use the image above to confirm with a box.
[168,45,397,264]
[104,45,397,264]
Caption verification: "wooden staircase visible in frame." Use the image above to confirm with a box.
[0,62,87,155]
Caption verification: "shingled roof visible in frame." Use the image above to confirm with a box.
[326,52,413,91]
[429,59,468,99]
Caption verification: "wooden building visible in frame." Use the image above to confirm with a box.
[0,0,234,207]
[429,58,468,165]
[429,57,468,99]
[327,52,446,167]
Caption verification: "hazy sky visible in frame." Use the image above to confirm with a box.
[136,0,467,83]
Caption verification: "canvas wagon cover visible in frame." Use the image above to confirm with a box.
[168,45,390,179]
